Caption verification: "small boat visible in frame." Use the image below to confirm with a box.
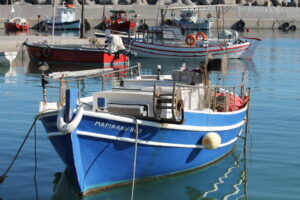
[123,27,261,59]
[4,17,29,31]
[42,3,80,30]
[24,36,130,68]
[4,5,29,31]
[164,7,213,30]
[98,9,138,32]
[37,61,250,195]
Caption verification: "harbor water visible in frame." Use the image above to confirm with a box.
[0,29,299,200]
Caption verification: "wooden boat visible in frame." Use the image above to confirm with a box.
[4,17,29,31]
[123,27,261,59]
[37,61,250,195]
[98,10,138,32]
[4,5,29,31]
[23,36,129,68]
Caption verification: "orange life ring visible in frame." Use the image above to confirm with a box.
[185,34,196,46]
[196,32,208,40]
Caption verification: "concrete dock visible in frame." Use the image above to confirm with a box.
[0,5,300,29]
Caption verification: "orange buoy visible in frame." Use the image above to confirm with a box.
[195,32,208,40]
[185,34,197,46]
[66,4,75,7]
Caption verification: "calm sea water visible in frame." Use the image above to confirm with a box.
[0,29,300,200]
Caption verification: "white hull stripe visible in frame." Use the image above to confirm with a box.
[84,111,246,131]
[73,129,242,149]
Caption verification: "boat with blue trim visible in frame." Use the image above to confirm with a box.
[163,6,214,30]
[42,3,80,30]
[37,62,250,196]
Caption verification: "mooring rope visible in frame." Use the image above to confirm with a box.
[131,118,139,200]
[0,115,39,184]
[34,122,39,200]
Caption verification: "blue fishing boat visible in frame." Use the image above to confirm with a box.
[38,64,250,196]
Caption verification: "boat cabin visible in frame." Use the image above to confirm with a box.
[178,9,198,22]
[91,68,248,123]
[54,4,76,23]
[109,10,137,22]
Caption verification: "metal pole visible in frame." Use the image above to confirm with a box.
[244,88,251,156]
[77,80,81,103]
[52,0,56,45]
[101,75,104,91]
[80,0,85,38]
[216,6,219,43]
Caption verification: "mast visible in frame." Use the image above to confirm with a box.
[215,6,220,43]
[80,0,85,38]
[51,0,56,45]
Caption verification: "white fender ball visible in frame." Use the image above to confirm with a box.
[202,132,221,150]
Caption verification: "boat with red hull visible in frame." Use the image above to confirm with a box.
[24,41,129,68]
[4,17,29,31]
[99,10,137,32]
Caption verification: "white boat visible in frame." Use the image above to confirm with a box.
[123,27,261,59]
[43,4,80,30]
[165,7,213,30]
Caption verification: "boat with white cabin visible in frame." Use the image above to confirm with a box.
[42,3,80,30]
[123,26,261,59]
[37,60,250,195]
[163,6,213,30]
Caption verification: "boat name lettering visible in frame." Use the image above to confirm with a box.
[94,121,142,133]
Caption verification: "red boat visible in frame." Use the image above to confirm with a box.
[24,40,129,69]
[99,10,138,32]
[4,17,29,31]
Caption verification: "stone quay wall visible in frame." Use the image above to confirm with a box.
[0,5,300,29]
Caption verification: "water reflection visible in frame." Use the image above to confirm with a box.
[27,60,111,74]
[51,151,248,200]
[0,62,10,77]
[4,29,30,36]
[40,30,80,37]
[131,57,255,73]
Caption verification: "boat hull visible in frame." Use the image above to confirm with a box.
[124,37,261,59]
[46,20,80,30]
[24,42,129,68]
[39,107,247,195]
[174,20,213,30]
[109,21,136,32]
[4,22,29,31]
